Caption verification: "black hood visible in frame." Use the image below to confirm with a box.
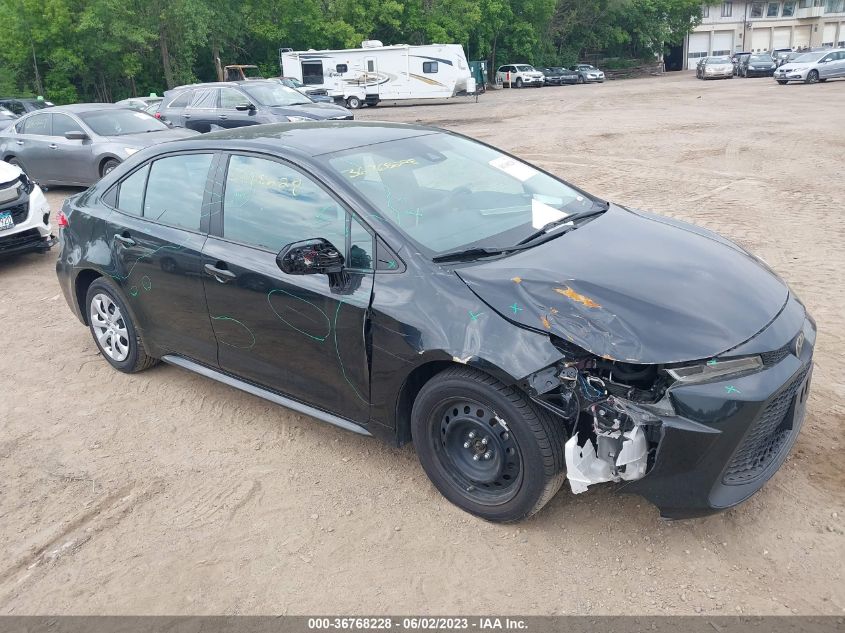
[269,102,351,120]
[456,205,788,364]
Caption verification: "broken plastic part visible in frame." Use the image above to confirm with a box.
[564,425,648,494]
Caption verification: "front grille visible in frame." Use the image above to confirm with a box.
[760,342,791,366]
[307,89,328,96]
[722,365,809,485]
[0,228,42,251]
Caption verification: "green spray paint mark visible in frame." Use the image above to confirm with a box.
[510,302,523,315]
[129,286,139,297]
[707,359,718,366]
[725,385,740,394]
[333,300,369,405]
[469,310,484,321]
[267,288,331,342]
[141,276,152,292]
[211,315,256,350]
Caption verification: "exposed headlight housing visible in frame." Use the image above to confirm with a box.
[286,115,313,122]
[666,356,763,384]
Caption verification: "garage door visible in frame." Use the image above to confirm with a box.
[688,32,709,69]
[751,28,771,53]
[793,25,811,49]
[773,27,791,49]
[822,23,837,47]
[712,31,734,56]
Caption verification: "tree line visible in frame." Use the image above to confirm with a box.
[0,0,702,103]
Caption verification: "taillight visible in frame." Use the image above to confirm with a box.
[57,210,69,228]
[155,113,161,119]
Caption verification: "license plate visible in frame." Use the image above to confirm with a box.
[0,211,13,231]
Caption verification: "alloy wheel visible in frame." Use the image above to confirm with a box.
[90,293,130,361]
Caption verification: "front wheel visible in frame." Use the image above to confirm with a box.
[411,367,567,522]
[515,78,523,88]
[578,76,585,84]
[86,278,158,373]
[805,70,819,84]
[346,96,362,109]
[100,158,120,177]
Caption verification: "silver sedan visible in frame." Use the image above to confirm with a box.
[0,104,198,187]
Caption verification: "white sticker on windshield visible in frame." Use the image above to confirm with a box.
[132,112,149,119]
[489,156,538,182]
[531,197,568,229]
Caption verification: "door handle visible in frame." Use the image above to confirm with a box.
[15,140,23,146]
[218,115,228,120]
[49,144,58,150]
[204,263,236,283]
[114,233,136,247]
[183,114,192,119]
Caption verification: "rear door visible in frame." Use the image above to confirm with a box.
[183,88,219,133]
[201,152,375,424]
[103,151,219,364]
[160,90,194,128]
[13,113,53,181]
[46,113,95,184]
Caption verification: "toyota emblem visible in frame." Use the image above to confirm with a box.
[793,331,805,358]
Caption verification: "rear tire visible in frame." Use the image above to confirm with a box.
[411,367,567,522]
[100,159,120,177]
[85,278,158,374]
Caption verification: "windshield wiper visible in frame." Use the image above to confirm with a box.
[516,201,610,246]
[432,246,519,263]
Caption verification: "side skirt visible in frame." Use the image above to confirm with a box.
[161,354,373,437]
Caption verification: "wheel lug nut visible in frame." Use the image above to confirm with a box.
[472,454,480,461]
[483,451,493,460]
[468,431,476,439]
[481,437,488,445]
[463,441,471,449]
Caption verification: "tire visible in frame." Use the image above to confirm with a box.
[515,77,523,88]
[346,96,362,109]
[578,75,585,84]
[777,80,788,85]
[100,158,120,177]
[819,78,827,83]
[85,278,158,373]
[411,367,567,522]
[805,70,819,84]
[7,156,25,171]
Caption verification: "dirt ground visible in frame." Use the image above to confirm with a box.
[1,71,843,616]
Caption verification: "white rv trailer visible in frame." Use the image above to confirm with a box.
[280,41,472,109]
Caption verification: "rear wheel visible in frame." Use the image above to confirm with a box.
[805,70,819,84]
[411,367,567,522]
[777,80,788,85]
[86,278,158,373]
[100,158,120,177]
[346,96,362,109]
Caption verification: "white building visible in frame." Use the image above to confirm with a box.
[684,0,845,68]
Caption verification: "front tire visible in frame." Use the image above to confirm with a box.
[411,367,567,522]
[777,80,788,85]
[805,70,819,84]
[515,77,523,88]
[86,278,158,373]
[100,158,120,177]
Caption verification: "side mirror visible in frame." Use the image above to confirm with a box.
[64,130,88,141]
[235,103,256,111]
[277,238,344,275]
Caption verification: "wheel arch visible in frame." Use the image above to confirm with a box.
[98,154,122,177]
[74,269,104,325]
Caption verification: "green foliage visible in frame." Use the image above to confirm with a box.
[0,0,702,102]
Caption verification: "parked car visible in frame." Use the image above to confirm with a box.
[495,64,545,88]
[541,67,580,85]
[158,80,353,133]
[696,56,734,79]
[774,49,845,84]
[115,96,163,112]
[0,97,54,116]
[55,121,815,522]
[738,53,777,77]
[0,106,17,130]
[0,159,54,257]
[731,52,751,75]
[570,64,605,83]
[144,101,162,118]
[771,48,794,67]
[277,77,334,103]
[0,104,198,186]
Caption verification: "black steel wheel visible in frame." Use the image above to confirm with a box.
[412,367,567,522]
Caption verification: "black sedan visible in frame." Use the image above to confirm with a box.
[541,67,580,85]
[55,122,815,522]
[738,54,778,77]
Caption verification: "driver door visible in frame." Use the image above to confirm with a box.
[201,152,375,424]
[47,113,95,184]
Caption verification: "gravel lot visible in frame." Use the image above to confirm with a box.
[1,72,843,615]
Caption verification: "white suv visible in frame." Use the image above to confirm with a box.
[0,160,54,258]
[496,64,545,88]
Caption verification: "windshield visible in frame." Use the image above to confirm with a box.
[791,53,824,63]
[80,109,169,136]
[707,57,731,64]
[282,77,305,88]
[515,65,535,72]
[0,107,15,117]
[750,55,772,63]
[243,83,313,106]
[322,132,597,256]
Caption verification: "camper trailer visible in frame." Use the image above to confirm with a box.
[280,41,472,109]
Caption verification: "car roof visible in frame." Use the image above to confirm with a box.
[156,121,444,159]
[32,103,135,115]
[169,80,278,92]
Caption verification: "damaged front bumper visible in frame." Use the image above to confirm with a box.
[528,314,816,520]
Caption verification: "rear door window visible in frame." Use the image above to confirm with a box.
[189,88,218,110]
[143,154,214,231]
